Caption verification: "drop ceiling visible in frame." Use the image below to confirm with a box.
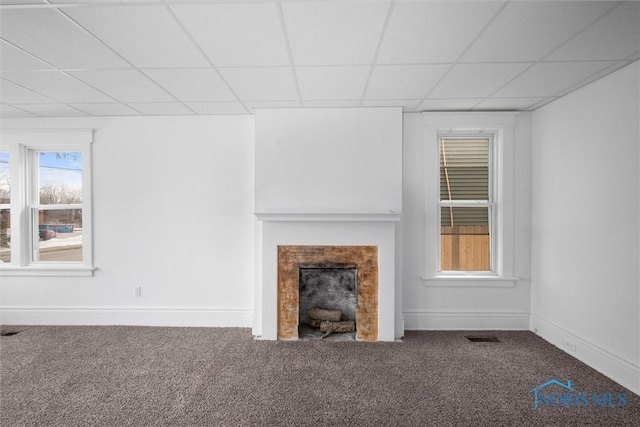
[1,0,638,118]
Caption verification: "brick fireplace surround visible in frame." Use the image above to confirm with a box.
[277,245,378,341]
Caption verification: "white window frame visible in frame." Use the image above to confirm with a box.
[421,113,518,287]
[0,129,95,276]
[438,132,496,273]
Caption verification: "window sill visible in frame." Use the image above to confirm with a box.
[0,265,96,277]
[421,275,519,288]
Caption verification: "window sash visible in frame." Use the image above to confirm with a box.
[439,200,494,207]
[439,136,493,203]
[30,207,83,263]
[438,134,496,273]
[439,205,494,272]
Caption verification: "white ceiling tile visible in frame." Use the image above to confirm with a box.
[377,1,503,64]
[218,67,299,101]
[18,104,87,117]
[296,66,370,100]
[429,63,531,98]
[143,69,237,102]
[0,41,52,71]
[1,104,37,117]
[70,103,140,116]
[552,61,634,97]
[472,98,545,111]
[461,1,614,62]
[185,102,249,115]
[525,98,559,111]
[493,61,616,97]
[64,6,208,69]
[0,8,128,69]
[361,99,421,111]
[365,65,449,99]
[127,103,193,116]
[302,100,360,109]
[245,101,302,110]
[171,3,290,67]
[2,71,114,103]
[70,70,175,103]
[417,99,482,111]
[283,1,390,65]
[0,1,46,5]
[546,2,640,61]
[1,78,57,104]
[47,1,161,5]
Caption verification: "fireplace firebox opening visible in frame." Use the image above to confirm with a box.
[298,265,357,340]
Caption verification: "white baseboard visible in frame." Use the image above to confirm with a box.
[0,306,253,328]
[403,309,530,330]
[530,314,639,396]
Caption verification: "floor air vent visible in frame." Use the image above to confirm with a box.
[466,335,500,342]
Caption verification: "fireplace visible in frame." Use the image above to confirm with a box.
[278,245,378,341]
[254,214,401,342]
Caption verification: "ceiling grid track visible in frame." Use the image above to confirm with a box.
[419,0,510,111]
[0,35,124,117]
[49,3,187,115]
[276,1,304,108]
[359,0,396,108]
[483,0,625,111]
[163,3,251,114]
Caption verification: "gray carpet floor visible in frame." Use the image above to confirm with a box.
[1,326,638,426]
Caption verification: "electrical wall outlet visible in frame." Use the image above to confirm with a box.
[134,286,142,297]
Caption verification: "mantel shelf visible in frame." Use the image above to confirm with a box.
[254,212,402,222]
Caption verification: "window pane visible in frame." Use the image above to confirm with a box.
[440,207,490,271]
[37,209,82,262]
[0,152,9,202]
[0,208,9,263]
[440,138,489,201]
[440,206,488,227]
[1,152,10,263]
[38,152,82,205]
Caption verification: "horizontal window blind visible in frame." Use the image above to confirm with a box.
[440,138,490,227]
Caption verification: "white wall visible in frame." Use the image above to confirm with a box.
[531,61,640,394]
[0,115,255,326]
[402,112,532,330]
[255,108,402,214]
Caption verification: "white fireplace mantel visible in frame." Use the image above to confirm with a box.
[254,216,401,342]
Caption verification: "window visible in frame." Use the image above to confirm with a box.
[421,113,517,285]
[439,136,493,272]
[0,152,9,263]
[0,130,94,276]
